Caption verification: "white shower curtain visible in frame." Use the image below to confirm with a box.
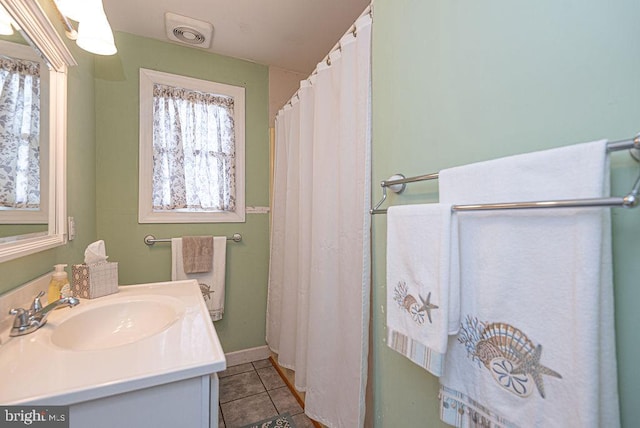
[267,10,372,428]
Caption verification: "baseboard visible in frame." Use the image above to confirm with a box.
[269,356,323,428]
[225,345,271,367]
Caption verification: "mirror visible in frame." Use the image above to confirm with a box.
[0,33,49,240]
[0,0,75,262]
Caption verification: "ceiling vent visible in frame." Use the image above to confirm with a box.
[165,12,213,49]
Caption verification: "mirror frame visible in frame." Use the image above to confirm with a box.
[0,0,76,262]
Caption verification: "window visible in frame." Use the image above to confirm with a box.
[0,40,49,225]
[139,69,245,223]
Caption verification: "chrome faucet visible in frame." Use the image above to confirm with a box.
[9,291,80,337]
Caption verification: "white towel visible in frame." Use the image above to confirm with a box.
[386,203,452,376]
[172,236,227,321]
[438,140,620,427]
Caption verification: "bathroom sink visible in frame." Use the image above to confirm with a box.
[50,297,184,351]
[0,279,225,405]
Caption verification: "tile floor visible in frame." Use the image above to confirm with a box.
[218,358,315,428]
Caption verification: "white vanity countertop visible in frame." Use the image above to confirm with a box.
[0,280,226,405]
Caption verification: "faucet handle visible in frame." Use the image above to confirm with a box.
[9,307,25,315]
[29,291,45,313]
[9,307,28,328]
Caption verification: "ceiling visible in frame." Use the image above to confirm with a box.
[102,0,371,75]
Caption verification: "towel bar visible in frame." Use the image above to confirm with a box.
[371,134,640,214]
[144,233,242,245]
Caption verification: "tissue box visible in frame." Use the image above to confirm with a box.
[71,262,119,299]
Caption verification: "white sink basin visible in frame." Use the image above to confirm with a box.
[51,297,184,351]
[0,280,226,405]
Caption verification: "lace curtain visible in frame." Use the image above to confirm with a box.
[152,83,236,212]
[0,56,41,209]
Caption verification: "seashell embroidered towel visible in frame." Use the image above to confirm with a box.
[172,236,227,321]
[437,140,620,428]
[386,203,453,376]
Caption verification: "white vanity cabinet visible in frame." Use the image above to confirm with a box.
[0,279,226,428]
[70,374,219,428]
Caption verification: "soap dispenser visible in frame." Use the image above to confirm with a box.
[47,264,70,304]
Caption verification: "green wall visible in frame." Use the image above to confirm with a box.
[93,32,270,353]
[0,17,270,355]
[371,0,640,426]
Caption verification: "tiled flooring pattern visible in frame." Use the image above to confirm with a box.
[218,359,315,428]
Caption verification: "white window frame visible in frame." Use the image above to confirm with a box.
[138,68,245,223]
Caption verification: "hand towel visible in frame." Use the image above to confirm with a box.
[181,236,214,273]
[172,236,227,321]
[386,203,452,376]
[438,140,619,428]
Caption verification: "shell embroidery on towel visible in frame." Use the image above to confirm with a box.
[458,315,562,399]
[393,281,439,325]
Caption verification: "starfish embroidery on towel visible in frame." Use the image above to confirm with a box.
[200,283,214,301]
[417,292,439,324]
[510,344,563,399]
[393,282,439,326]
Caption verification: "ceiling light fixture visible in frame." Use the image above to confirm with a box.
[51,0,117,56]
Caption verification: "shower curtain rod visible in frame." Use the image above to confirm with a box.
[317,5,372,68]
[370,135,640,215]
[278,5,373,114]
